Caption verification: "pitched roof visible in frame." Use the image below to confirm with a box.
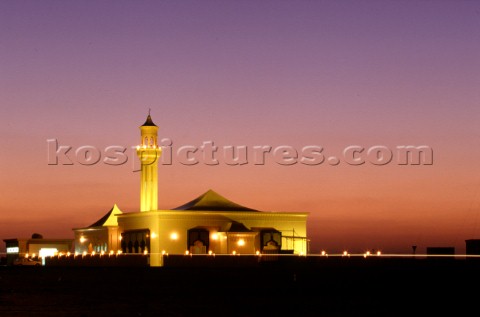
[173,189,257,212]
[225,221,253,232]
[88,204,123,227]
[251,227,281,233]
[141,114,157,127]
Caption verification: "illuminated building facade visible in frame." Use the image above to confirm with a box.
[72,204,123,254]
[73,114,309,266]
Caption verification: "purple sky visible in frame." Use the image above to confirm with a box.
[1,1,480,254]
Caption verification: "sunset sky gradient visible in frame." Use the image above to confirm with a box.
[1,1,479,254]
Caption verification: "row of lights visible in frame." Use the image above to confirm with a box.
[58,250,126,257]
[80,231,228,244]
[317,250,382,257]
[182,249,262,256]
[56,250,383,257]
[29,250,387,257]
[79,236,381,258]
[180,250,382,257]
[26,250,149,259]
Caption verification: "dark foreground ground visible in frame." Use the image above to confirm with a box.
[1,257,479,316]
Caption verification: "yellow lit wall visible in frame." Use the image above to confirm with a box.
[118,210,308,266]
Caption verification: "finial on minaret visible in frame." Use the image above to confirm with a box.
[141,110,157,127]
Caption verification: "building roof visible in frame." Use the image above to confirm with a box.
[141,114,157,127]
[225,221,253,232]
[251,227,281,233]
[173,189,257,212]
[87,204,123,228]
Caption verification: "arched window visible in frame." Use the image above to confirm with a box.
[260,229,282,252]
[188,228,209,254]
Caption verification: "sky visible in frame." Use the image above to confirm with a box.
[1,1,479,254]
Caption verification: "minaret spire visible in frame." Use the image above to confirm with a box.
[136,112,162,212]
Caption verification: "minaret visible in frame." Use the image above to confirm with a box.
[136,112,162,212]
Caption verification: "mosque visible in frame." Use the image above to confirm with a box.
[73,114,309,266]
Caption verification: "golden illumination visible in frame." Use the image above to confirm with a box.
[208,250,213,255]
[79,236,87,243]
[100,250,105,256]
[343,251,348,256]
[82,251,87,256]
[232,250,237,255]
[366,251,371,256]
[92,251,96,256]
[321,250,326,256]
[185,250,189,255]
[143,250,148,255]
[161,250,166,255]
[67,252,71,257]
[237,239,245,246]
[255,250,260,255]
[74,252,79,257]
[25,253,29,258]
[170,232,178,240]
[211,233,218,240]
[137,117,162,212]
[377,251,382,256]
[109,250,114,255]
[117,250,122,255]
[151,232,157,239]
